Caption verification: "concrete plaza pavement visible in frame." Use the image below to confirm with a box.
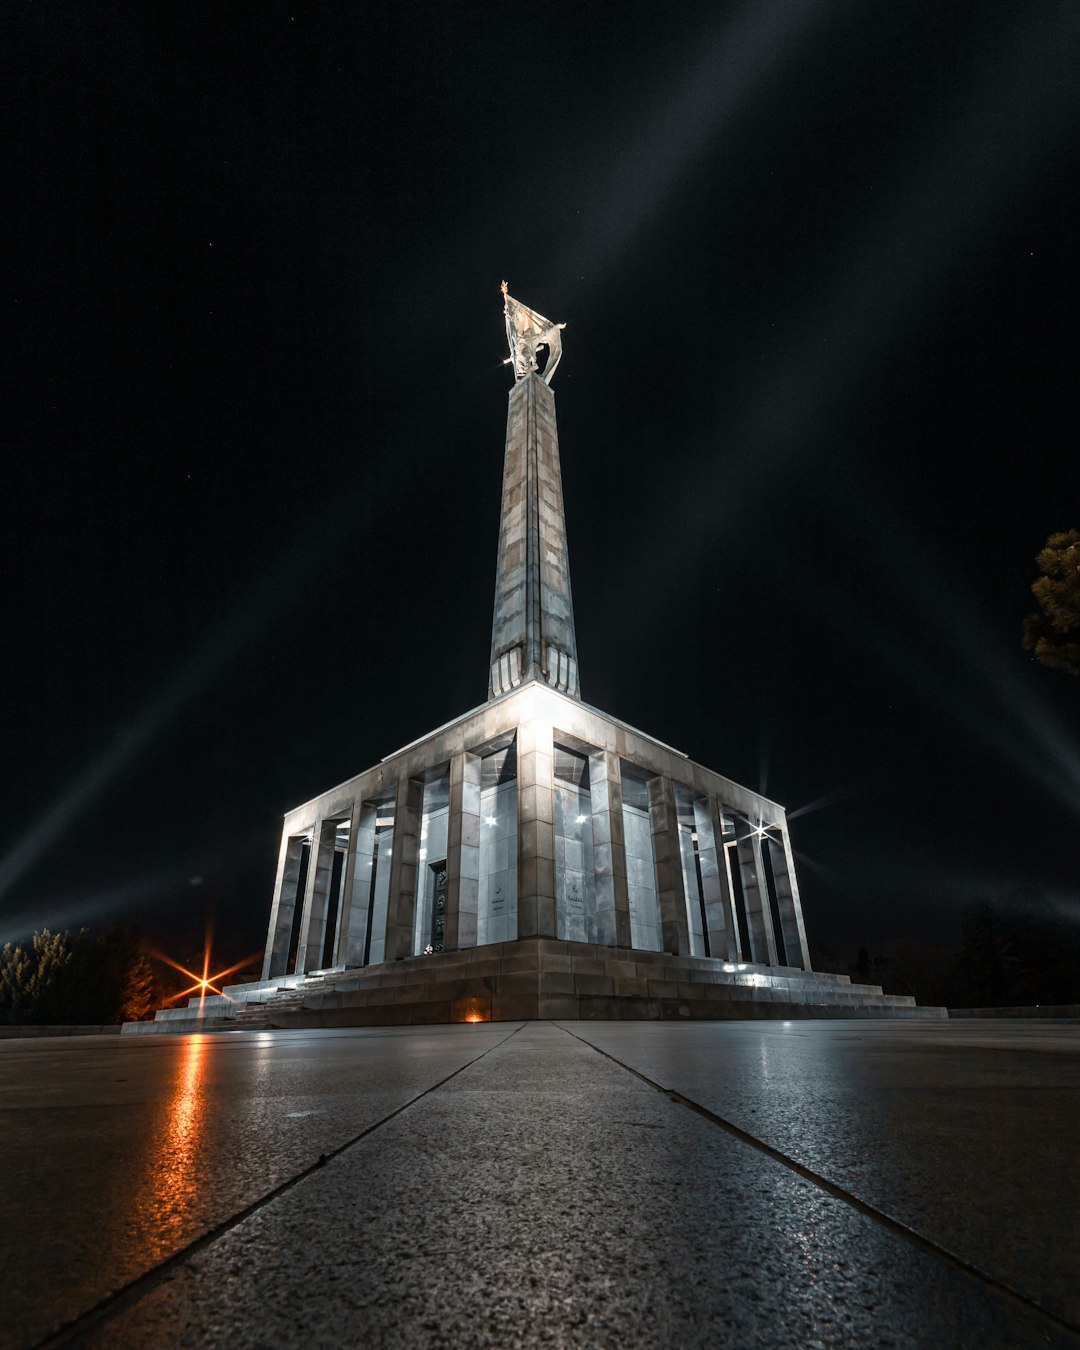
[1,1019,1078,1348]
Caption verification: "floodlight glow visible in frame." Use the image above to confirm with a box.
[149,941,259,1008]
[787,783,860,821]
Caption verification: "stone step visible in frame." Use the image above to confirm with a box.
[127,938,940,1034]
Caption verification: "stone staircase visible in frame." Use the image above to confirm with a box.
[120,969,343,1035]
[122,939,946,1034]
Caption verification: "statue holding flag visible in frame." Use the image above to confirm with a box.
[501,281,566,384]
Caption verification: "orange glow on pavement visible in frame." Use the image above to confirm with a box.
[143,1034,209,1247]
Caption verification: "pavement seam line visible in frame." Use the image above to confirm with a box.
[554,1022,1080,1339]
[32,1022,527,1350]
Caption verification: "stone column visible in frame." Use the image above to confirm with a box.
[444,752,481,950]
[589,750,631,949]
[517,716,556,937]
[384,776,423,960]
[767,829,811,970]
[295,818,338,975]
[649,775,691,956]
[461,754,482,946]
[719,839,746,962]
[694,798,738,961]
[262,832,307,979]
[737,828,779,966]
[342,801,377,968]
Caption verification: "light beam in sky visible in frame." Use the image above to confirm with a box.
[558,3,1077,603]
[0,453,392,909]
[640,3,1079,575]
[774,511,1080,822]
[832,485,1080,815]
[0,825,270,946]
[787,782,865,822]
[572,3,1080,819]
[560,0,826,284]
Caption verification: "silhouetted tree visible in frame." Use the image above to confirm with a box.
[950,891,1080,1007]
[806,939,848,977]
[0,929,79,1024]
[873,939,952,1009]
[0,926,161,1025]
[79,926,160,1023]
[952,901,1008,1008]
[1023,529,1080,675]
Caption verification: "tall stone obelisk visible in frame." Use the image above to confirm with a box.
[144,278,939,1040]
[488,285,580,700]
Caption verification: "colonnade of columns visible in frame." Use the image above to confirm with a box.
[262,714,810,980]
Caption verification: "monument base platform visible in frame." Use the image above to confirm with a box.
[124,939,945,1033]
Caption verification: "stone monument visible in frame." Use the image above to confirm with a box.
[128,288,939,1031]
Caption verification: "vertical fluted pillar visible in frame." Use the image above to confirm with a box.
[262,832,308,979]
[767,830,811,970]
[589,750,631,948]
[737,829,779,966]
[649,775,692,956]
[384,776,423,960]
[517,715,557,937]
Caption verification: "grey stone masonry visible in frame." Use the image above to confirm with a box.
[225,328,920,1020]
[341,799,374,968]
[264,834,306,977]
[767,831,811,970]
[517,713,557,938]
[590,749,631,949]
[294,817,335,975]
[445,751,481,952]
[127,937,946,1034]
[649,775,692,957]
[696,797,741,962]
[258,682,818,987]
[489,374,579,701]
[736,827,779,966]
[384,775,422,962]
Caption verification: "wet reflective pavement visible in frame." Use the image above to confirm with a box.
[2,1019,1077,1348]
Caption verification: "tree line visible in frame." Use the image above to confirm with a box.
[0,927,159,1026]
[813,890,1080,1010]
[1024,529,1080,675]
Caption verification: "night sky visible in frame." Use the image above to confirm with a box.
[8,2,1080,971]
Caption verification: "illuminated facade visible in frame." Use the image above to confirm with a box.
[260,291,811,988]
[126,290,939,1031]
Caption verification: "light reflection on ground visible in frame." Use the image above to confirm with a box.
[145,1035,208,1246]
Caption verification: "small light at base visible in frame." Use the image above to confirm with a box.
[465,1013,484,1023]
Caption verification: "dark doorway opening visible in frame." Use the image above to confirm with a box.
[322,849,345,968]
[691,833,711,958]
[727,843,753,962]
[287,840,311,974]
[761,837,788,967]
